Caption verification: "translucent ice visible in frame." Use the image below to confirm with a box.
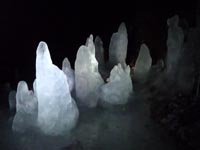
[62,57,75,92]
[94,36,109,79]
[12,81,38,132]
[75,35,104,107]
[134,44,152,78]
[100,64,133,105]
[166,15,184,74]
[94,36,105,66]
[35,42,79,135]
[109,22,128,69]
[8,90,16,112]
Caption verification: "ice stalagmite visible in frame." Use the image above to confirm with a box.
[36,42,79,135]
[166,15,184,75]
[95,36,109,79]
[62,57,75,92]
[134,44,152,78]
[8,90,16,112]
[95,36,105,66]
[12,81,38,132]
[100,64,133,105]
[75,35,104,107]
[109,22,128,69]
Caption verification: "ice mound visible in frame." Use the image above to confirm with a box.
[12,81,38,132]
[100,64,133,105]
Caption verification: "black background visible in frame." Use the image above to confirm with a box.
[0,0,198,87]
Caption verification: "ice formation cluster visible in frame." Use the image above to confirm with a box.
[12,42,79,135]
[12,22,137,135]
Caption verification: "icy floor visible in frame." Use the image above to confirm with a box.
[0,97,178,150]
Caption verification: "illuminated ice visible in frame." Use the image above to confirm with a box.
[75,35,104,107]
[35,42,79,135]
[134,44,152,78]
[100,64,133,105]
[166,15,184,74]
[12,81,38,132]
[109,22,128,69]
[8,90,16,112]
[62,57,75,92]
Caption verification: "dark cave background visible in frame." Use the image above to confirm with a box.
[0,0,197,87]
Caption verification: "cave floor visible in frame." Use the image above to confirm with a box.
[0,94,179,150]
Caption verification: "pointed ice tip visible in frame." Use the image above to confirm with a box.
[95,36,103,44]
[86,34,94,47]
[167,14,179,27]
[63,57,70,64]
[37,41,48,54]
[36,41,52,65]
[62,57,71,69]
[38,41,47,50]
[118,22,127,33]
[141,43,148,49]
[89,34,93,40]
[17,81,28,92]
[140,43,151,57]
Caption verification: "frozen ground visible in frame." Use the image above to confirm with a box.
[0,94,178,150]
